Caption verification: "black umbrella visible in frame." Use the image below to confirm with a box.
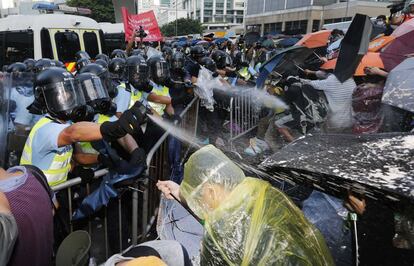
[257,46,313,88]
[260,133,414,206]
[382,57,414,112]
[334,14,373,82]
[244,31,261,47]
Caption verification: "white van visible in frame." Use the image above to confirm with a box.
[0,14,104,68]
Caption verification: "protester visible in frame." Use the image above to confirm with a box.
[0,191,17,265]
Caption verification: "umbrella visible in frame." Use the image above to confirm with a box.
[368,35,395,52]
[392,18,414,38]
[334,14,373,82]
[214,37,229,45]
[257,46,313,88]
[296,30,332,49]
[382,57,414,112]
[244,32,261,46]
[380,30,414,71]
[261,39,275,48]
[260,133,414,206]
[321,52,384,76]
[279,37,300,48]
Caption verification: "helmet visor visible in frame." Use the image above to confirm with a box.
[128,64,149,82]
[78,75,109,103]
[155,61,169,79]
[42,78,86,113]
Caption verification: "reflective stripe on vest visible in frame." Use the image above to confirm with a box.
[130,90,143,109]
[238,67,251,80]
[149,86,169,116]
[20,117,73,187]
[97,114,111,124]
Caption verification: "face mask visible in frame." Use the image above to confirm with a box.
[376,21,385,26]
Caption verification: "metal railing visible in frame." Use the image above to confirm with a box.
[229,90,260,148]
[51,97,199,262]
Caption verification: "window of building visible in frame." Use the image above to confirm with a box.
[216,10,224,15]
[1,30,34,66]
[236,10,243,15]
[264,22,283,34]
[83,31,99,58]
[40,28,54,59]
[236,18,243,24]
[216,16,224,22]
[54,31,81,62]
[324,17,352,24]
[235,2,244,8]
[205,10,213,16]
[285,20,308,34]
[204,1,213,8]
[216,3,224,8]
[312,20,321,32]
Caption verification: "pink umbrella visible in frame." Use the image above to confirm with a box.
[392,18,414,37]
[381,30,414,71]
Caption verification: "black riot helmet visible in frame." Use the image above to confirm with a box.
[108,57,126,80]
[147,56,170,85]
[80,63,117,98]
[76,58,90,72]
[162,46,173,62]
[23,58,36,72]
[75,72,116,116]
[75,51,91,61]
[131,49,144,57]
[171,52,186,71]
[211,50,227,69]
[199,57,217,73]
[34,59,57,73]
[95,53,110,64]
[95,59,108,69]
[6,62,27,74]
[190,45,205,63]
[111,49,127,59]
[126,55,150,91]
[31,67,94,122]
[234,51,249,68]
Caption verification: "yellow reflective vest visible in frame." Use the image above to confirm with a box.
[78,114,112,155]
[148,86,169,116]
[20,117,73,186]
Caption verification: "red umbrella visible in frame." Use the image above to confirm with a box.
[380,30,414,71]
[392,18,414,38]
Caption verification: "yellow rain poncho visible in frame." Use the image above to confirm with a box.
[180,145,334,266]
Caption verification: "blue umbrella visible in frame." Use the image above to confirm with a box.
[257,53,285,88]
[279,37,300,48]
[214,38,229,45]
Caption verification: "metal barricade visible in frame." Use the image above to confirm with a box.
[229,90,260,148]
[51,97,199,262]
[135,97,199,244]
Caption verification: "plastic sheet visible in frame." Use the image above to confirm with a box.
[194,67,223,112]
[146,47,163,59]
[180,145,334,265]
[180,145,245,219]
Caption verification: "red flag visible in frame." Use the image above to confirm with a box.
[122,7,163,42]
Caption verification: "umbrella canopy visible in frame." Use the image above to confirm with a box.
[260,133,414,206]
[392,18,414,38]
[368,35,395,52]
[296,30,332,49]
[321,52,384,75]
[382,57,414,112]
[244,32,261,46]
[334,14,373,82]
[279,37,300,48]
[257,46,313,88]
[214,37,229,45]
[261,38,275,48]
[380,30,414,71]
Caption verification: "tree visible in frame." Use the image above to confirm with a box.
[66,0,115,23]
[161,18,203,37]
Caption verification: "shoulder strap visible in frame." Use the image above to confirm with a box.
[21,164,55,209]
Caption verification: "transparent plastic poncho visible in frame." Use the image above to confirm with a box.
[180,145,334,266]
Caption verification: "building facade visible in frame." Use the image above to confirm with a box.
[183,0,245,30]
[245,0,390,34]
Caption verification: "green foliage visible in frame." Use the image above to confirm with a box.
[161,18,203,37]
[66,0,115,23]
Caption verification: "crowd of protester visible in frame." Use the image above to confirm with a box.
[1,2,414,265]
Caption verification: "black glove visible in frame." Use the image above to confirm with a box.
[70,166,95,183]
[100,101,148,141]
[130,147,146,166]
[171,94,193,107]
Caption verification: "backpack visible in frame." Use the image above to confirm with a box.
[289,83,329,134]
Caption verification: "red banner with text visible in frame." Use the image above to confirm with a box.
[121,7,163,42]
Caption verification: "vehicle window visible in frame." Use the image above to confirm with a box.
[83,31,99,58]
[3,30,34,66]
[99,30,107,55]
[0,32,4,67]
[54,31,81,62]
[40,28,54,59]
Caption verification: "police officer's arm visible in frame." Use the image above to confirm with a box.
[147,93,172,105]
[73,143,99,165]
[117,134,138,154]
[58,122,103,147]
